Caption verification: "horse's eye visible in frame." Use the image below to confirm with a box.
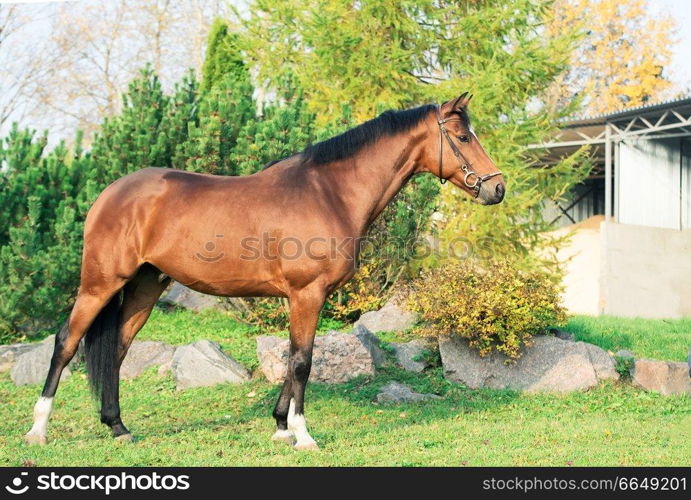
[458,135,470,143]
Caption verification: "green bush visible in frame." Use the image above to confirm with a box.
[408,260,567,359]
[0,69,199,342]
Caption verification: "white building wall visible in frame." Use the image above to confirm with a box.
[618,138,684,229]
[681,140,691,229]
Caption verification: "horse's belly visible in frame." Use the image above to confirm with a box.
[151,252,288,298]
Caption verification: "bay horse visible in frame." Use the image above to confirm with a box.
[25,93,504,450]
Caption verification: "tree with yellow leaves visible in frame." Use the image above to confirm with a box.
[549,0,677,115]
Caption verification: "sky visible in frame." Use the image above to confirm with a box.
[1,0,688,88]
[649,0,691,91]
[0,0,689,140]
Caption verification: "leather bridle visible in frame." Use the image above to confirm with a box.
[435,106,502,196]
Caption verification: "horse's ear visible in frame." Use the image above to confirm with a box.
[453,92,473,109]
[441,92,472,115]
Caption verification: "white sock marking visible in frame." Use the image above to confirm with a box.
[287,398,317,448]
[27,396,53,437]
[271,429,293,442]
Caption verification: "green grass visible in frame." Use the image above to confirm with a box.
[0,309,688,466]
[563,315,691,362]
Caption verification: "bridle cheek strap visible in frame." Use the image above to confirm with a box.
[435,106,502,196]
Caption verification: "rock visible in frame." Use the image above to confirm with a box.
[120,341,175,379]
[352,325,386,367]
[0,343,39,374]
[375,381,440,404]
[581,342,619,381]
[615,349,635,361]
[172,340,249,390]
[256,331,378,384]
[632,359,691,396]
[256,336,289,383]
[438,335,618,393]
[392,340,429,373]
[11,336,71,386]
[157,359,173,377]
[160,282,222,312]
[355,302,417,333]
[549,328,575,342]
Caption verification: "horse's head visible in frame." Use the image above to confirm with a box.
[421,93,505,205]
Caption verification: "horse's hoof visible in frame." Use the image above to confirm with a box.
[24,432,47,445]
[293,439,319,451]
[114,433,135,444]
[271,429,294,444]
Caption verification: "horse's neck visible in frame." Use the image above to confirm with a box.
[323,133,425,236]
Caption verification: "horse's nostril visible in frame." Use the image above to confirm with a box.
[495,183,505,200]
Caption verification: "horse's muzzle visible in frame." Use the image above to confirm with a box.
[477,179,505,205]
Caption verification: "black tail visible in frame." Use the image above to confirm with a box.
[84,292,122,401]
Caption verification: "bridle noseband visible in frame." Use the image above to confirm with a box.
[435,106,502,196]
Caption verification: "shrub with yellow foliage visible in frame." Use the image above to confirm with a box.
[408,260,567,359]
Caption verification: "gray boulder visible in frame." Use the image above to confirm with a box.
[632,359,691,395]
[438,335,618,393]
[160,282,222,312]
[11,336,71,386]
[255,336,289,383]
[581,342,619,381]
[392,340,429,373]
[615,349,635,361]
[172,340,249,390]
[355,302,417,333]
[352,325,386,367]
[376,381,441,404]
[120,341,175,379]
[0,343,38,374]
[256,330,378,384]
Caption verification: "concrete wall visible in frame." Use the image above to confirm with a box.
[551,216,603,315]
[600,221,691,318]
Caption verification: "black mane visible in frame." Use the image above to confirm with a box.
[301,104,437,165]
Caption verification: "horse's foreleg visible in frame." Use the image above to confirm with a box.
[273,286,324,451]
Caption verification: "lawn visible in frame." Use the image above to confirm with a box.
[0,308,689,466]
[563,315,691,362]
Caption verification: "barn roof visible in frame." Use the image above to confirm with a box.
[562,95,691,128]
[532,95,691,166]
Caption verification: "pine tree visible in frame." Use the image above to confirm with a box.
[201,19,248,92]
[0,68,198,341]
[175,74,254,175]
[176,19,255,175]
[0,132,87,341]
[230,95,316,175]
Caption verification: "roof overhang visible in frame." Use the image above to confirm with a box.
[530,97,691,164]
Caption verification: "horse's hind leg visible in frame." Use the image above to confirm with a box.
[101,264,171,441]
[25,289,123,445]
